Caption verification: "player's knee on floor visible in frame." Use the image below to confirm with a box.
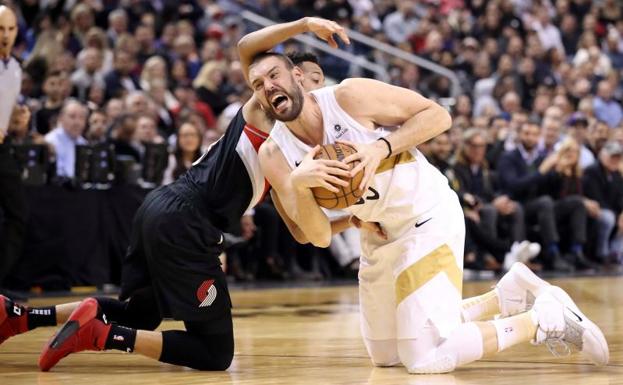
[364,338,401,367]
[397,339,458,374]
[161,329,233,371]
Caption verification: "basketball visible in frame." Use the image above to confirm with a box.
[311,143,365,209]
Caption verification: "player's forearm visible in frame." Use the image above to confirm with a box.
[238,18,308,77]
[384,105,452,156]
[330,216,352,234]
[290,185,332,248]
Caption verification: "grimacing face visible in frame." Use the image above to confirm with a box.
[249,56,305,122]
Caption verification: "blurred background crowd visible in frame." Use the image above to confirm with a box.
[2,0,623,285]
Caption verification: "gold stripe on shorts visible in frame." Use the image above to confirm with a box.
[376,151,416,174]
[395,244,462,305]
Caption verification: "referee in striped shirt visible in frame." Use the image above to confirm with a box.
[0,5,28,291]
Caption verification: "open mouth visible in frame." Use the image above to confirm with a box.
[270,93,289,111]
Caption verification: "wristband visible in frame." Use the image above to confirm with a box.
[377,137,392,159]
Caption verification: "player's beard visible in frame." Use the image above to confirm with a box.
[264,78,304,122]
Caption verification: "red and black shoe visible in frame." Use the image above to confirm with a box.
[39,298,111,371]
[0,295,29,345]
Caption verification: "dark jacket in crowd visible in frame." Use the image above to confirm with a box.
[582,163,623,214]
[497,148,546,202]
[451,162,498,203]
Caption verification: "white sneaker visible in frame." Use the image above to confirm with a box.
[535,286,609,366]
[503,241,541,271]
[495,262,550,317]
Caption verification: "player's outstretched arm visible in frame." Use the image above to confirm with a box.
[338,78,452,190]
[259,140,349,248]
[238,17,349,82]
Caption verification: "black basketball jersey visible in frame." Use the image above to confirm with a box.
[175,107,269,232]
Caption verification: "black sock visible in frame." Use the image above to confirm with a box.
[27,307,57,330]
[105,324,137,353]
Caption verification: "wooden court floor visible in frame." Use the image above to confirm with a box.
[1,276,622,385]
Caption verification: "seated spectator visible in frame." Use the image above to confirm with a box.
[71,47,104,101]
[452,128,538,269]
[538,138,594,270]
[162,120,203,185]
[104,48,140,100]
[44,100,88,178]
[33,71,66,135]
[6,105,42,145]
[108,113,140,163]
[426,131,453,175]
[583,141,623,262]
[588,120,611,158]
[557,112,595,169]
[85,109,107,144]
[497,121,575,271]
[593,80,623,128]
[193,61,229,116]
[539,116,562,156]
[134,114,164,159]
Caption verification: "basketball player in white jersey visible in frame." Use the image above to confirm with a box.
[248,53,608,373]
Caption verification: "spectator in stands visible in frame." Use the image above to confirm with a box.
[194,61,229,116]
[538,138,593,269]
[109,113,140,163]
[134,114,164,159]
[85,109,107,144]
[162,120,202,185]
[44,100,88,178]
[562,112,595,169]
[427,131,453,175]
[583,141,623,262]
[107,9,128,46]
[33,71,66,135]
[540,117,562,156]
[498,121,574,271]
[104,49,140,100]
[71,47,104,101]
[593,80,623,128]
[452,128,529,256]
[124,91,150,117]
[588,120,611,159]
[383,0,419,45]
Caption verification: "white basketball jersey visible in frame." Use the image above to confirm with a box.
[269,85,452,238]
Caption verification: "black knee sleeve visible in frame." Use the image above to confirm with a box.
[95,287,161,330]
[160,327,234,371]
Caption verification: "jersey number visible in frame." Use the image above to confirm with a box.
[355,187,380,205]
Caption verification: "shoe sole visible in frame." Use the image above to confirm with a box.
[546,286,609,366]
[39,298,99,371]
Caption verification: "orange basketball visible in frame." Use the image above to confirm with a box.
[311,143,365,209]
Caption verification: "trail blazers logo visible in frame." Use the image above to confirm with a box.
[196,279,218,307]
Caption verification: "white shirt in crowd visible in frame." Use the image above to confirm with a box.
[45,126,88,178]
[0,57,22,133]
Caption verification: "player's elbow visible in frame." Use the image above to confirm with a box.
[306,228,332,248]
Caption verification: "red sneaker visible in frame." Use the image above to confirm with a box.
[0,295,29,345]
[39,298,111,371]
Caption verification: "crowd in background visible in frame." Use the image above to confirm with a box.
[3,0,623,282]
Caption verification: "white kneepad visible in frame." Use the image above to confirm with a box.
[398,341,458,374]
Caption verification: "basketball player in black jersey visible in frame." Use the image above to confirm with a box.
[0,17,356,371]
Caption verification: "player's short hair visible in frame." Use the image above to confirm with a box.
[286,51,320,66]
[250,51,294,69]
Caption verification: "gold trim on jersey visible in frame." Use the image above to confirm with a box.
[395,244,462,305]
[375,151,416,174]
